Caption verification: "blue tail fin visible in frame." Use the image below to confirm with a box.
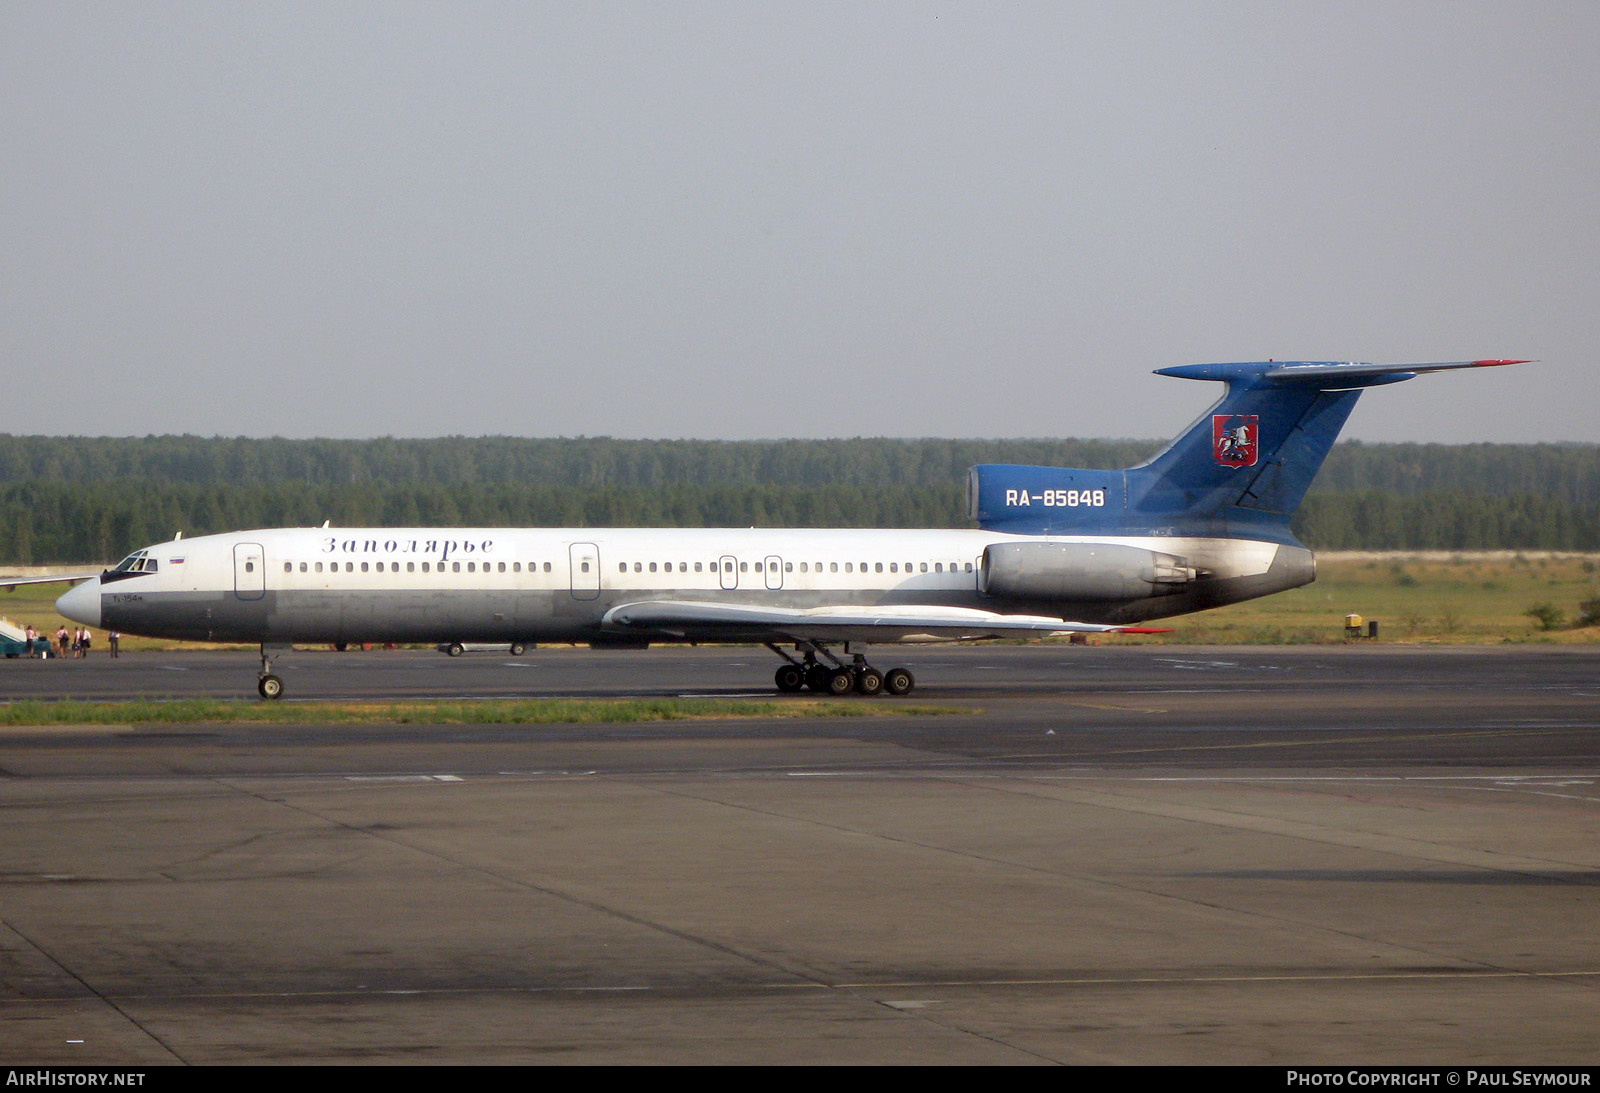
[969,360,1522,543]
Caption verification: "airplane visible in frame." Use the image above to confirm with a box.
[41,359,1521,699]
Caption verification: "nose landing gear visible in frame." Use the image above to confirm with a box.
[258,643,288,699]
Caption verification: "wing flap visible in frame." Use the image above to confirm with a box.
[0,572,101,591]
[602,600,1166,644]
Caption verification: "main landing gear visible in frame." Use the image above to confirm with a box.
[767,642,915,697]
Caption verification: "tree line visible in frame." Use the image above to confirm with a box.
[1,436,1597,562]
[9,434,1598,502]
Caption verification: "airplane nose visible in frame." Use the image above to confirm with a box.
[56,579,102,627]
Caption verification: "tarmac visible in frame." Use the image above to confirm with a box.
[2,643,1598,1064]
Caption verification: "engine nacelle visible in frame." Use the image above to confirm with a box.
[980,542,1195,601]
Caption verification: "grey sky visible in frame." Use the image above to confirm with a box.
[2,2,1593,443]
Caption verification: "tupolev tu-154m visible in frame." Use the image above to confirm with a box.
[28,359,1520,698]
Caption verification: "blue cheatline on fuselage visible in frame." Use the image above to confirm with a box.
[46,359,1521,698]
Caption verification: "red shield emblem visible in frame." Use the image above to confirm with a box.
[1213,414,1259,467]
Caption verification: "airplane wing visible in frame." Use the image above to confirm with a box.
[600,600,1169,644]
[0,572,101,591]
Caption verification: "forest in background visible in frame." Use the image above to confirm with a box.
[1,435,1597,563]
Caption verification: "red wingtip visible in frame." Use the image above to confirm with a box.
[1471,359,1531,367]
[1114,627,1174,634]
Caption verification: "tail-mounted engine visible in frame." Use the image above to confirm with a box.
[980,541,1196,601]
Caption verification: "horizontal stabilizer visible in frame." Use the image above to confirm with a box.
[1261,359,1530,383]
[1154,359,1530,388]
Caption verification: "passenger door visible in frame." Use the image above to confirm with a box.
[233,542,266,601]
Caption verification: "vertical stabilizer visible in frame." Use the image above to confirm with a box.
[970,360,1523,542]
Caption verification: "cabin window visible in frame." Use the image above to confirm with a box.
[694,562,703,572]
[649,562,657,573]
[452,562,461,573]
[634,562,642,573]
[580,562,589,573]
[830,562,838,573]
[874,563,883,573]
[360,562,368,572]
[283,562,291,573]
[754,562,763,573]
[499,562,506,573]
[965,562,973,572]
[889,563,898,573]
[935,563,943,572]
[679,562,687,572]
[845,563,853,573]
[799,562,807,573]
[740,562,748,572]
[619,563,627,573]
[407,562,415,572]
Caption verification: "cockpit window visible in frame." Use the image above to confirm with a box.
[110,551,157,573]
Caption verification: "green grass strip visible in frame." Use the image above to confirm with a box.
[0,697,968,726]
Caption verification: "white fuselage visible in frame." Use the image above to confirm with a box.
[57,525,1305,646]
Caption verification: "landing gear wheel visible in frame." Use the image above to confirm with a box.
[806,664,834,692]
[774,664,806,692]
[447,643,465,657]
[854,668,884,696]
[883,667,915,696]
[509,643,526,656]
[825,667,855,696]
[258,674,284,700]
